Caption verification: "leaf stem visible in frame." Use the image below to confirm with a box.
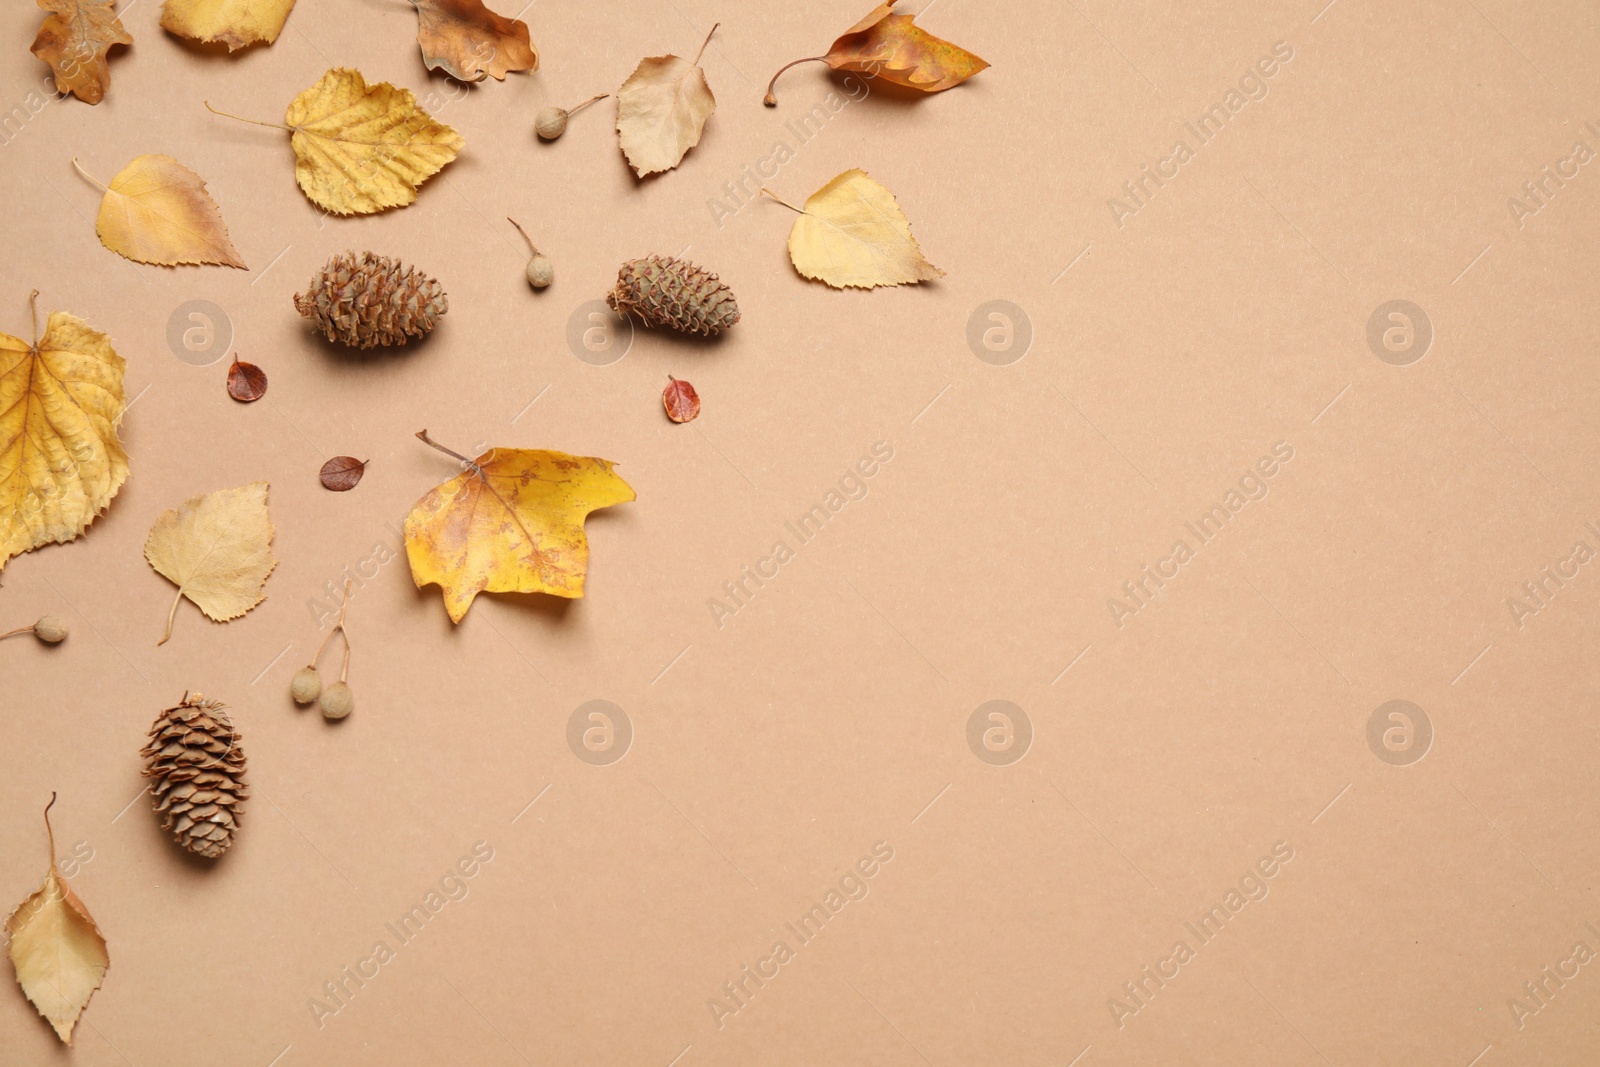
[204,101,292,131]
[759,187,806,214]
[158,589,182,645]
[27,289,39,349]
[566,93,608,116]
[507,217,538,255]
[764,56,827,106]
[0,623,37,640]
[313,579,353,664]
[43,792,57,867]
[693,22,719,66]
[70,157,108,194]
[416,429,484,477]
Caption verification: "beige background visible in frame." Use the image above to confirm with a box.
[4,0,1600,1063]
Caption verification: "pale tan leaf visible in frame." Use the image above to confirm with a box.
[144,481,277,645]
[781,169,943,289]
[615,25,718,177]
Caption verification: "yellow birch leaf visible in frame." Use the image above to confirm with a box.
[144,481,277,645]
[615,24,718,177]
[0,293,129,574]
[777,168,943,289]
[82,154,246,268]
[404,432,635,623]
[160,0,296,50]
[30,0,131,105]
[5,796,109,1046]
[412,0,537,82]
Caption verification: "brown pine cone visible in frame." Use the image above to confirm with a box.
[608,255,739,337]
[141,694,249,859]
[294,251,448,348]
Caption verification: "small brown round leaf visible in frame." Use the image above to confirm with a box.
[319,456,367,491]
[663,376,700,423]
[226,357,267,402]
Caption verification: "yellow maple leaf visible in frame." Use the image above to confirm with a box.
[75,154,246,268]
[30,0,131,105]
[144,481,277,645]
[5,795,109,1046]
[160,0,296,50]
[404,432,635,623]
[615,24,718,177]
[768,169,943,289]
[0,292,129,574]
[765,2,988,106]
[412,0,537,82]
[206,68,463,215]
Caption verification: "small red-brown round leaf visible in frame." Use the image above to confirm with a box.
[663,376,700,423]
[226,356,267,402]
[319,456,367,491]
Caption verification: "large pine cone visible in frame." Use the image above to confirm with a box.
[294,251,447,349]
[141,694,248,859]
[608,256,739,337]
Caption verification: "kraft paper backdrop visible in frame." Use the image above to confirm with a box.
[2,0,1599,1064]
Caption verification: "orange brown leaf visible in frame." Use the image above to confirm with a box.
[30,0,131,106]
[413,0,537,82]
[764,3,987,105]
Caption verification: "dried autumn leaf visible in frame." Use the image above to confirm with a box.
[319,456,366,491]
[405,431,634,622]
[0,293,129,575]
[226,355,266,401]
[144,481,277,645]
[771,169,943,289]
[765,2,988,105]
[616,24,718,177]
[207,68,463,216]
[160,0,296,50]
[663,376,699,423]
[77,155,246,269]
[30,0,131,105]
[412,0,536,82]
[5,795,109,1046]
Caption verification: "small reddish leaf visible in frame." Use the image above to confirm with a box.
[663,376,700,423]
[319,457,367,491]
[226,356,267,402]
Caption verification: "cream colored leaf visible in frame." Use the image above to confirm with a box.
[5,798,109,1046]
[283,67,464,215]
[615,25,718,177]
[160,0,295,50]
[144,481,277,645]
[782,169,943,289]
[86,154,246,268]
[0,298,129,574]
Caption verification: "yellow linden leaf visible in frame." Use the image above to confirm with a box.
[404,432,635,623]
[80,154,246,268]
[5,796,110,1046]
[144,481,277,645]
[0,294,129,574]
[615,25,718,177]
[284,68,464,215]
[159,0,296,50]
[778,168,943,289]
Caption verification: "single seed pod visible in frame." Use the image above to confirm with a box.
[608,255,740,337]
[141,694,248,859]
[290,666,322,705]
[527,253,554,289]
[32,615,69,643]
[534,107,568,140]
[321,682,354,720]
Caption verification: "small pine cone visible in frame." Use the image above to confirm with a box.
[141,694,249,859]
[608,256,739,337]
[294,251,447,349]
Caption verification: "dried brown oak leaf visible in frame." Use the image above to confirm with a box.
[30,0,131,105]
[412,0,536,82]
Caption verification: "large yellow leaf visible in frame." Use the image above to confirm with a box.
[268,68,463,215]
[615,25,718,177]
[30,0,131,105]
[84,154,246,268]
[765,2,988,106]
[777,169,943,289]
[0,295,128,574]
[413,0,536,82]
[144,481,277,645]
[160,0,295,50]
[5,796,109,1046]
[404,433,635,623]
